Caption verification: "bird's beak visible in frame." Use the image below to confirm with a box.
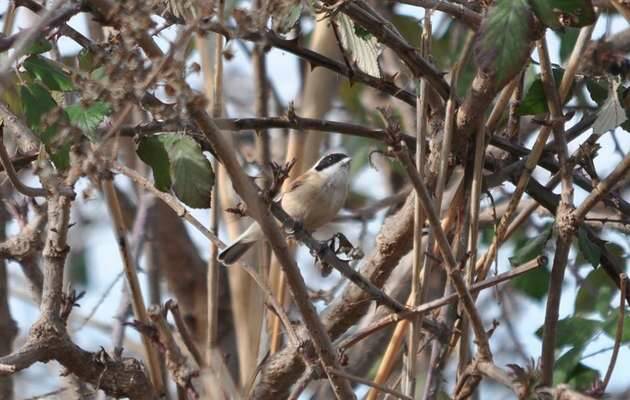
[342,157,352,166]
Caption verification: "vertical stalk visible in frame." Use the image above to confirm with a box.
[207,0,224,372]
[405,10,430,397]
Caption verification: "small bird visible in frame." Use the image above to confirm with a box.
[218,153,352,265]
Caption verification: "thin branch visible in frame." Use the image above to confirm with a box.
[0,125,46,197]
[166,300,204,368]
[602,273,627,391]
[0,0,77,76]
[194,21,418,106]
[396,0,481,29]
[339,257,544,352]
[0,101,39,155]
[147,305,199,397]
[323,0,450,100]
[475,361,597,400]
[537,36,575,387]
[573,152,630,222]
[269,202,406,312]
[329,368,413,400]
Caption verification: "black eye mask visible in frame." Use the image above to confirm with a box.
[314,153,348,171]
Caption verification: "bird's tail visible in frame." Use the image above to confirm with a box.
[218,240,255,265]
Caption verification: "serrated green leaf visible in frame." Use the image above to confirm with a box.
[137,136,173,192]
[167,135,213,209]
[137,134,214,208]
[528,0,595,29]
[23,55,73,91]
[65,101,110,141]
[593,88,628,135]
[20,83,57,132]
[20,83,69,169]
[336,14,382,78]
[518,69,565,116]
[576,228,601,269]
[474,0,534,85]
[536,316,601,349]
[575,267,616,315]
[25,38,52,55]
[509,225,553,266]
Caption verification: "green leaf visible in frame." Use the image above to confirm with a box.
[474,0,534,86]
[566,363,600,391]
[137,136,173,192]
[25,38,52,55]
[586,79,608,106]
[603,312,630,343]
[511,262,550,300]
[336,14,382,78]
[536,316,601,349]
[575,267,616,315]
[137,134,214,208]
[65,101,110,141]
[68,248,89,286]
[593,86,628,135]
[23,55,73,91]
[528,0,596,29]
[558,28,579,62]
[20,83,57,133]
[509,225,553,266]
[167,135,214,209]
[553,345,584,384]
[391,14,421,48]
[576,228,601,269]
[518,69,565,116]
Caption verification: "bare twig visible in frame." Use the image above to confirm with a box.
[147,305,199,397]
[166,300,204,368]
[573,152,630,222]
[602,273,627,391]
[396,0,481,28]
[340,257,544,352]
[329,368,413,400]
